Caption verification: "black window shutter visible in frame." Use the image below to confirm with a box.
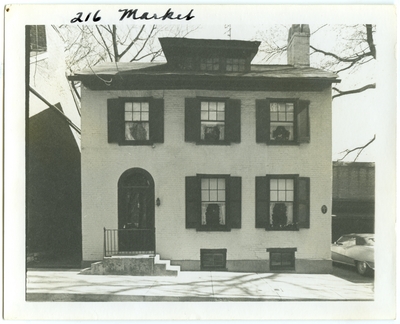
[256,99,269,143]
[185,176,200,228]
[255,176,269,228]
[225,99,241,143]
[229,177,241,228]
[297,100,310,143]
[185,98,200,142]
[297,177,310,228]
[149,98,164,143]
[107,98,124,143]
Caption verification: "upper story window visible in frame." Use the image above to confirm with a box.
[108,97,164,145]
[256,99,310,145]
[186,175,241,231]
[200,57,220,71]
[30,25,47,54]
[185,98,241,145]
[226,58,246,72]
[124,102,149,141]
[201,101,225,141]
[256,175,310,231]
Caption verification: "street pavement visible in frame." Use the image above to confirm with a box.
[26,267,374,302]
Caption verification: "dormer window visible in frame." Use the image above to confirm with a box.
[200,57,220,71]
[226,58,246,72]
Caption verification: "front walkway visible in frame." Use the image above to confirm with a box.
[26,270,374,301]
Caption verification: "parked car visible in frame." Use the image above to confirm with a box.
[331,233,374,275]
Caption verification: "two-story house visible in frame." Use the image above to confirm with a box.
[70,25,339,273]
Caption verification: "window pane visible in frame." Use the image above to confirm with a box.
[286,179,294,190]
[201,111,209,120]
[209,111,217,120]
[270,103,279,112]
[270,123,293,141]
[132,112,141,121]
[217,102,225,111]
[125,112,132,121]
[133,102,141,112]
[141,112,149,121]
[287,112,294,121]
[201,179,209,189]
[218,190,225,202]
[286,103,294,111]
[278,191,286,201]
[202,190,209,202]
[270,179,278,190]
[201,102,208,111]
[209,102,217,111]
[141,102,149,111]
[217,112,225,121]
[218,178,225,189]
[270,253,281,266]
[281,253,293,266]
[278,103,286,112]
[270,191,278,201]
[125,122,149,140]
[278,112,286,121]
[270,112,278,121]
[125,102,133,111]
[209,190,218,201]
[209,179,218,189]
[286,191,294,201]
[278,179,286,190]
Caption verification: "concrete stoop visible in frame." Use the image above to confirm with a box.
[80,254,180,276]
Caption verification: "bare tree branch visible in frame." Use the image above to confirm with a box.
[118,25,146,60]
[332,83,376,99]
[95,25,114,62]
[112,25,119,61]
[337,135,376,162]
[131,25,157,62]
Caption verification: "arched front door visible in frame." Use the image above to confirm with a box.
[118,168,155,252]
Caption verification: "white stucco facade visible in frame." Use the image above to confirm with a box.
[80,86,333,273]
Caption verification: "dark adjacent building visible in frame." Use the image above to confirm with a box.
[332,162,375,242]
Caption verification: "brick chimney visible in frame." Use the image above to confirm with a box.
[287,24,310,67]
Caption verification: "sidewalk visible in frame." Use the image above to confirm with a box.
[26,270,374,301]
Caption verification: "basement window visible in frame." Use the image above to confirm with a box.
[267,248,297,271]
[200,249,227,271]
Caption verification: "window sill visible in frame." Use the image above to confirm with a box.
[195,141,232,146]
[265,226,299,231]
[265,141,300,146]
[118,141,155,146]
[196,226,231,232]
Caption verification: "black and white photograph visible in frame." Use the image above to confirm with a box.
[3,4,397,321]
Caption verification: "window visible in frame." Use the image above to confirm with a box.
[256,175,310,230]
[226,58,246,72]
[267,248,296,271]
[201,249,227,270]
[256,99,309,144]
[30,25,47,54]
[186,175,241,231]
[200,57,220,71]
[107,97,164,145]
[124,102,149,141]
[201,101,225,141]
[201,178,226,226]
[185,98,241,144]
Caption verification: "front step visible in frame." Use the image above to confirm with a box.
[80,254,180,276]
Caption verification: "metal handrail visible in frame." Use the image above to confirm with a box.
[103,227,156,257]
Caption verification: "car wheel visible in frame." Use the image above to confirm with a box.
[356,261,368,275]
